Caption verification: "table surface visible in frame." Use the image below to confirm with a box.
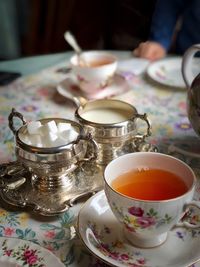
[0,51,200,267]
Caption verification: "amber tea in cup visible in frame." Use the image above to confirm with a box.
[111,168,188,201]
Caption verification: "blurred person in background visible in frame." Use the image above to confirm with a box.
[133,0,200,61]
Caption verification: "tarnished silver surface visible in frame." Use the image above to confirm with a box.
[0,160,103,216]
[75,99,152,165]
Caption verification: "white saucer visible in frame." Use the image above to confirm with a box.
[147,57,200,89]
[78,190,200,267]
[57,73,131,100]
[0,237,65,267]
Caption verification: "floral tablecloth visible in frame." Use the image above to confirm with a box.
[0,52,200,266]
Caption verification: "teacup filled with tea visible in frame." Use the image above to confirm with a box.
[70,51,117,94]
[104,152,200,248]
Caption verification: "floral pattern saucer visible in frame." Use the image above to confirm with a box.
[78,190,200,267]
[0,237,65,267]
[56,73,131,101]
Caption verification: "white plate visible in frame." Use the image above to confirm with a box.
[78,190,200,267]
[0,237,65,267]
[147,57,200,89]
[57,73,131,101]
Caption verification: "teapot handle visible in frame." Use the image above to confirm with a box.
[182,44,200,88]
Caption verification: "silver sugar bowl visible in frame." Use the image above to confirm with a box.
[75,99,152,166]
[4,108,97,215]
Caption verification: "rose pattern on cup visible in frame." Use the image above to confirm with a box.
[111,202,173,232]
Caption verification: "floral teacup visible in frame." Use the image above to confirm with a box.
[70,51,117,94]
[104,152,200,248]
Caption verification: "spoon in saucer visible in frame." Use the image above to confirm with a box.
[64,31,88,67]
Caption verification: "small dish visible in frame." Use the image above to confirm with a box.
[57,73,131,101]
[78,190,200,267]
[147,57,199,89]
[0,237,65,267]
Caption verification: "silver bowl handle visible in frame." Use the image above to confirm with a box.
[8,108,26,135]
[73,133,98,163]
[133,113,152,141]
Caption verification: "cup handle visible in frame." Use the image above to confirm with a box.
[132,113,152,142]
[8,108,26,135]
[73,133,98,163]
[176,201,200,229]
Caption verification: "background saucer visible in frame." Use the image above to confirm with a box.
[147,57,200,89]
[57,73,131,101]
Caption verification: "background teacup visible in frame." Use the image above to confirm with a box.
[70,51,117,94]
[104,152,200,248]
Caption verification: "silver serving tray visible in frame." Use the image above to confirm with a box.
[0,161,103,216]
[0,142,157,216]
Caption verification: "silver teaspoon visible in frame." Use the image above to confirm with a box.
[64,31,88,66]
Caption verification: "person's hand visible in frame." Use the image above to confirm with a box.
[133,41,166,61]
